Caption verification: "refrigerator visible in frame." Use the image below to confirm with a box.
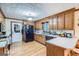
[22,25,34,42]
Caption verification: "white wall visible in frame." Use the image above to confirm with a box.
[5,19,23,36]
[5,19,23,43]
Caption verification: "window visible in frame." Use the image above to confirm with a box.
[42,22,49,32]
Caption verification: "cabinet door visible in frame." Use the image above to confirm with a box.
[57,13,65,30]
[0,48,4,54]
[35,22,42,30]
[52,16,58,30]
[65,11,74,30]
[0,11,4,22]
[34,34,45,44]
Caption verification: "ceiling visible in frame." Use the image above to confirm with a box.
[0,3,79,21]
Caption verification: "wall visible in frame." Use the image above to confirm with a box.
[4,19,34,42]
[5,19,23,36]
[24,20,34,25]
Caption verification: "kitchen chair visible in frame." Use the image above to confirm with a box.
[0,39,8,56]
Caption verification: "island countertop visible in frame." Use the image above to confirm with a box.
[46,37,78,49]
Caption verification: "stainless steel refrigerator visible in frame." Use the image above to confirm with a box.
[22,25,34,42]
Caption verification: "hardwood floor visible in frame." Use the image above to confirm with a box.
[9,41,46,56]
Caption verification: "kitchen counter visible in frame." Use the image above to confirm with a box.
[34,32,58,44]
[0,35,8,48]
[35,32,78,56]
[34,32,59,37]
[0,39,7,47]
[46,37,78,49]
[46,36,78,56]
[35,32,78,49]
[0,35,11,44]
[0,35,8,39]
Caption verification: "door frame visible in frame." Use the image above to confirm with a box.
[10,21,24,43]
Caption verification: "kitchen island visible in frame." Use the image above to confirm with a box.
[34,31,78,56]
[46,37,78,56]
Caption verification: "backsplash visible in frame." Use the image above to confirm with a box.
[34,30,43,34]
[50,30,74,35]
[35,30,74,36]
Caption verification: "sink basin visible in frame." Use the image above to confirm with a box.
[45,36,56,40]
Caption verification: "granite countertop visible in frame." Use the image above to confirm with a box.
[46,37,78,49]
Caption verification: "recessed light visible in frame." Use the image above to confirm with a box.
[28,18,32,21]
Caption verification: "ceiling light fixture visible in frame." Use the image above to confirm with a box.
[28,18,32,21]
[23,11,37,17]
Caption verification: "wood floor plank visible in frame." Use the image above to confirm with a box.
[9,41,46,56]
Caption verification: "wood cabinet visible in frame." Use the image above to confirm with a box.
[0,11,4,22]
[46,42,65,56]
[35,8,75,30]
[0,48,4,54]
[57,13,65,30]
[64,11,74,30]
[35,21,43,30]
[0,46,8,55]
[34,34,45,44]
[35,22,40,30]
[52,16,58,30]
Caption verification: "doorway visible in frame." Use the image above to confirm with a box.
[11,22,23,43]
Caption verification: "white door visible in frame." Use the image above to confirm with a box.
[11,22,22,43]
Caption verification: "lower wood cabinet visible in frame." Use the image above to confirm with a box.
[46,42,66,56]
[34,34,45,44]
[0,48,4,54]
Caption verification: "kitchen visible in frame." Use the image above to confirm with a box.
[0,3,79,56]
[34,8,78,56]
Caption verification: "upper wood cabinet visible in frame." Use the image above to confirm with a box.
[57,13,65,30]
[34,8,75,30]
[35,18,51,30]
[35,21,42,30]
[0,11,4,22]
[64,11,74,30]
[52,16,58,30]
